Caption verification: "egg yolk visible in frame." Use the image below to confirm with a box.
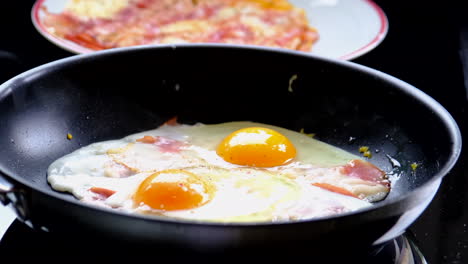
[216,127,296,167]
[133,169,213,211]
[241,0,293,10]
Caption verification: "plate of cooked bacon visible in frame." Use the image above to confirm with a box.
[32,0,388,60]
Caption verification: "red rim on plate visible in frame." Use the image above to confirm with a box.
[32,0,388,60]
[32,0,93,54]
[339,0,388,60]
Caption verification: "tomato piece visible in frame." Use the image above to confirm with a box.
[164,116,178,126]
[137,135,157,144]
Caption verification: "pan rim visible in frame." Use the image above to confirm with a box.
[0,43,462,227]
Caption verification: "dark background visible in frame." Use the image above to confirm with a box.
[0,1,467,263]
[357,1,468,263]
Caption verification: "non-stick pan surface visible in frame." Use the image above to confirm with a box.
[0,45,461,253]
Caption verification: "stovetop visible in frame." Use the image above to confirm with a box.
[0,1,467,263]
[0,219,427,263]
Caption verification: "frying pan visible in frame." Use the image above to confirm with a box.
[0,45,461,255]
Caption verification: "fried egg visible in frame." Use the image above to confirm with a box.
[48,121,390,222]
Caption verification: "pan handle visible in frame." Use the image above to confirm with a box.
[0,171,32,228]
[0,171,14,206]
[0,172,47,231]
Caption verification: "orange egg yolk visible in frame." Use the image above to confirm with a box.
[133,169,212,211]
[240,0,293,10]
[216,127,296,167]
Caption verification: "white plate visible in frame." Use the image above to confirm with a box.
[32,0,387,60]
[291,0,388,60]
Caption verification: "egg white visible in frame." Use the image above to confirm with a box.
[48,121,382,222]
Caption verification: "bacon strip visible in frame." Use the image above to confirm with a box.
[89,187,116,198]
[42,0,318,52]
[64,33,106,50]
[312,183,359,198]
[340,159,389,187]
[136,135,185,153]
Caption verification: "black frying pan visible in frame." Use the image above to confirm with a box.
[0,45,461,255]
